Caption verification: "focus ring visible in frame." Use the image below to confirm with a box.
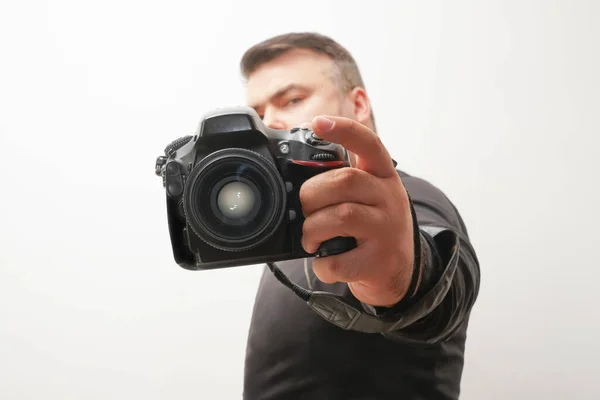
[183,148,287,252]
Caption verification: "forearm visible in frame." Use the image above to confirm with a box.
[293,173,480,343]
[377,226,480,344]
[289,223,479,343]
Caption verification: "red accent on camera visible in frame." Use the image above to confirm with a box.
[292,160,346,168]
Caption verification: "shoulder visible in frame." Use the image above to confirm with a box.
[396,169,469,235]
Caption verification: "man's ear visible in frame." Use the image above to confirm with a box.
[348,87,372,127]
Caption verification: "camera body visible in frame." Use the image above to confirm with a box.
[155,106,354,270]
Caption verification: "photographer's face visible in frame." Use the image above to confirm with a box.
[245,49,370,131]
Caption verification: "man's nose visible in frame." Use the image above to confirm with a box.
[262,110,287,130]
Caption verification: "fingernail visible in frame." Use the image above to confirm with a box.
[315,116,334,131]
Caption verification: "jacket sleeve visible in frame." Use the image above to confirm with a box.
[360,174,481,344]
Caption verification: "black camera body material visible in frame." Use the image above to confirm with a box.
[155,106,357,271]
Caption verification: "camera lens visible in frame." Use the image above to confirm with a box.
[183,148,287,252]
[209,176,262,226]
[217,181,256,220]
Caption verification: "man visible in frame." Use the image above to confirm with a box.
[239,32,480,400]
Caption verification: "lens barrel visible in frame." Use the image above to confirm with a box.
[183,148,287,252]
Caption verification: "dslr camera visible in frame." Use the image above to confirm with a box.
[155,106,357,270]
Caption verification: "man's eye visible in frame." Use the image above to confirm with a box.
[286,98,302,106]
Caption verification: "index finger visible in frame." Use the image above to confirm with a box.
[312,116,396,178]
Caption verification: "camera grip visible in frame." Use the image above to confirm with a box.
[316,236,357,258]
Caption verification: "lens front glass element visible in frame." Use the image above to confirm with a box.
[217,181,256,220]
[184,149,286,252]
[208,174,262,229]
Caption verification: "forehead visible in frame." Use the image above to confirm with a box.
[245,49,337,107]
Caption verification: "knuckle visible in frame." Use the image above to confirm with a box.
[298,182,312,207]
[369,133,384,150]
[328,258,344,277]
[335,202,356,223]
[301,217,311,236]
[347,118,364,138]
[328,256,359,281]
[334,167,360,186]
[348,119,359,134]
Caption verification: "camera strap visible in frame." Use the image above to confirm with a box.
[266,222,456,334]
[266,261,415,334]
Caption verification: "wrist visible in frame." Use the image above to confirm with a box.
[370,194,425,312]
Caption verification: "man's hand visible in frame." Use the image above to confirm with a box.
[299,116,417,307]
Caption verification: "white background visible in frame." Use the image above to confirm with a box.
[1,0,598,399]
